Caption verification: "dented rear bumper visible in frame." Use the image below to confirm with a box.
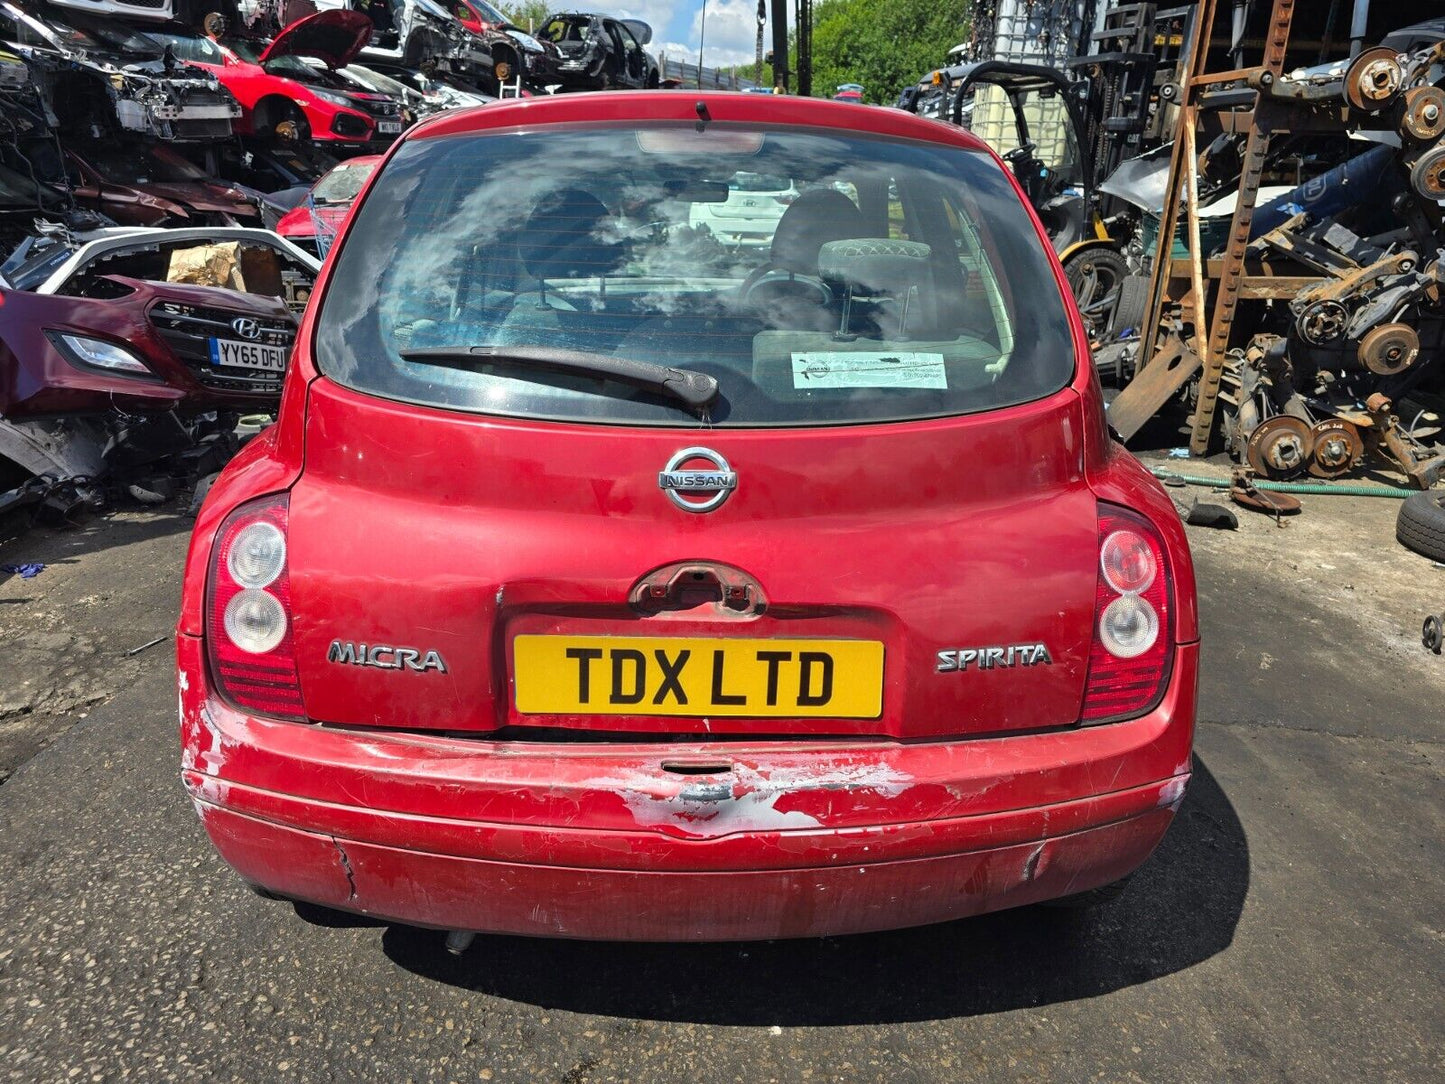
[178,635,1197,941]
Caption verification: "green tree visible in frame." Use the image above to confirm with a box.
[500,0,548,32]
[808,0,965,103]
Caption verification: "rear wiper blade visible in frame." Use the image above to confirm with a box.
[400,345,719,412]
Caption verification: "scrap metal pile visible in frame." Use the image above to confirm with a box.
[1085,12,1445,503]
[1215,39,1445,491]
[0,0,664,520]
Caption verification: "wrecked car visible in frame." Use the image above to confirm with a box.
[452,0,562,92]
[338,61,491,121]
[313,0,493,86]
[274,154,380,256]
[539,13,657,90]
[359,59,496,107]
[0,225,318,307]
[60,142,263,227]
[46,0,174,23]
[145,12,404,147]
[0,3,242,143]
[0,226,320,407]
[179,93,1198,942]
[0,158,112,255]
[0,227,320,515]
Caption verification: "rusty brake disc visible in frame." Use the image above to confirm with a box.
[1245,415,1313,479]
[1401,85,1445,142]
[1345,47,1404,112]
[1358,322,1421,375]
[1409,146,1445,201]
[1296,299,1348,344]
[1307,419,1363,478]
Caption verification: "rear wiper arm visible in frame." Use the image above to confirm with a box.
[400,345,719,413]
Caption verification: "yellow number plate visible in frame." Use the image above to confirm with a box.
[513,635,884,718]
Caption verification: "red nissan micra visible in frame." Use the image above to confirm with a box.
[178,91,1198,942]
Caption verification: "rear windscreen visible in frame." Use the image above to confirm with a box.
[313,123,1076,427]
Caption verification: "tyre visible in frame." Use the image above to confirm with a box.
[1113,273,1151,339]
[1061,246,1130,341]
[1396,489,1445,562]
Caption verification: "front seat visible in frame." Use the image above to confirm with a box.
[741,190,866,325]
[494,188,622,348]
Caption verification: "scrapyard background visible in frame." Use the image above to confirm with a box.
[0,0,740,522]
[4,0,1445,566]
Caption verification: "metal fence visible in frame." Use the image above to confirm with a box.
[655,54,760,90]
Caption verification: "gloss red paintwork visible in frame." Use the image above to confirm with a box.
[177,92,1199,939]
[186,16,393,146]
[0,278,294,418]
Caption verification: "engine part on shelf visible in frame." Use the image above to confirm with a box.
[1245,415,1313,479]
[1399,86,1445,143]
[1343,47,1404,113]
[1357,323,1421,376]
[1307,419,1364,478]
[1296,299,1348,344]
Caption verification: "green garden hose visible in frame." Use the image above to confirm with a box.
[1149,468,1416,498]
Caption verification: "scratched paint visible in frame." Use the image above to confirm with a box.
[1158,775,1188,809]
[580,760,915,838]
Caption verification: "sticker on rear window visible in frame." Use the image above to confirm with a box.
[791,351,948,390]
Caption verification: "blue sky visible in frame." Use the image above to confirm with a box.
[609,0,795,69]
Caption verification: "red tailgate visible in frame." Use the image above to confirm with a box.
[284,377,1099,740]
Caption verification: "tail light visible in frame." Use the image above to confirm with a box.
[206,494,304,719]
[773,193,797,206]
[1081,505,1173,724]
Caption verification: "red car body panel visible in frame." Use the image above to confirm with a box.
[275,203,345,242]
[257,9,372,67]
[0,278,295,417]
[274,154,381,243]
[177,92,1199,941]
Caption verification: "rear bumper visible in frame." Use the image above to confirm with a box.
[179,636,1197,941]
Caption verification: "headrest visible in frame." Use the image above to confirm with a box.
[770,189,866,274]
[519,188,621,281]
[818,238,933,294]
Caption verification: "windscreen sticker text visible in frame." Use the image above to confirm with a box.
[791,351,948,390]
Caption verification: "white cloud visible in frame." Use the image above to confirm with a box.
[611,0,678,41]
[656,0,795,70]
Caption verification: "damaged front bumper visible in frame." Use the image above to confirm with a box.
[114,93,242,143]
[178,636,1198,941]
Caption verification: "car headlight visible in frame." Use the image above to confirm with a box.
[310,89,353,107]
[48,332,155,377]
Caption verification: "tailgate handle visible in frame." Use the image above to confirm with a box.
[629,561,767,617]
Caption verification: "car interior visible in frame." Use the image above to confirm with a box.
[327,128,1066,425]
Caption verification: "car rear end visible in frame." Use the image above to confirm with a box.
[178,93,1197,941]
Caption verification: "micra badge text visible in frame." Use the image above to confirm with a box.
[936,643,1053,672]
[328,640,448,673]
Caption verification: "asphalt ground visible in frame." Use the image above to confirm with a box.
[0,470,1441,1083]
